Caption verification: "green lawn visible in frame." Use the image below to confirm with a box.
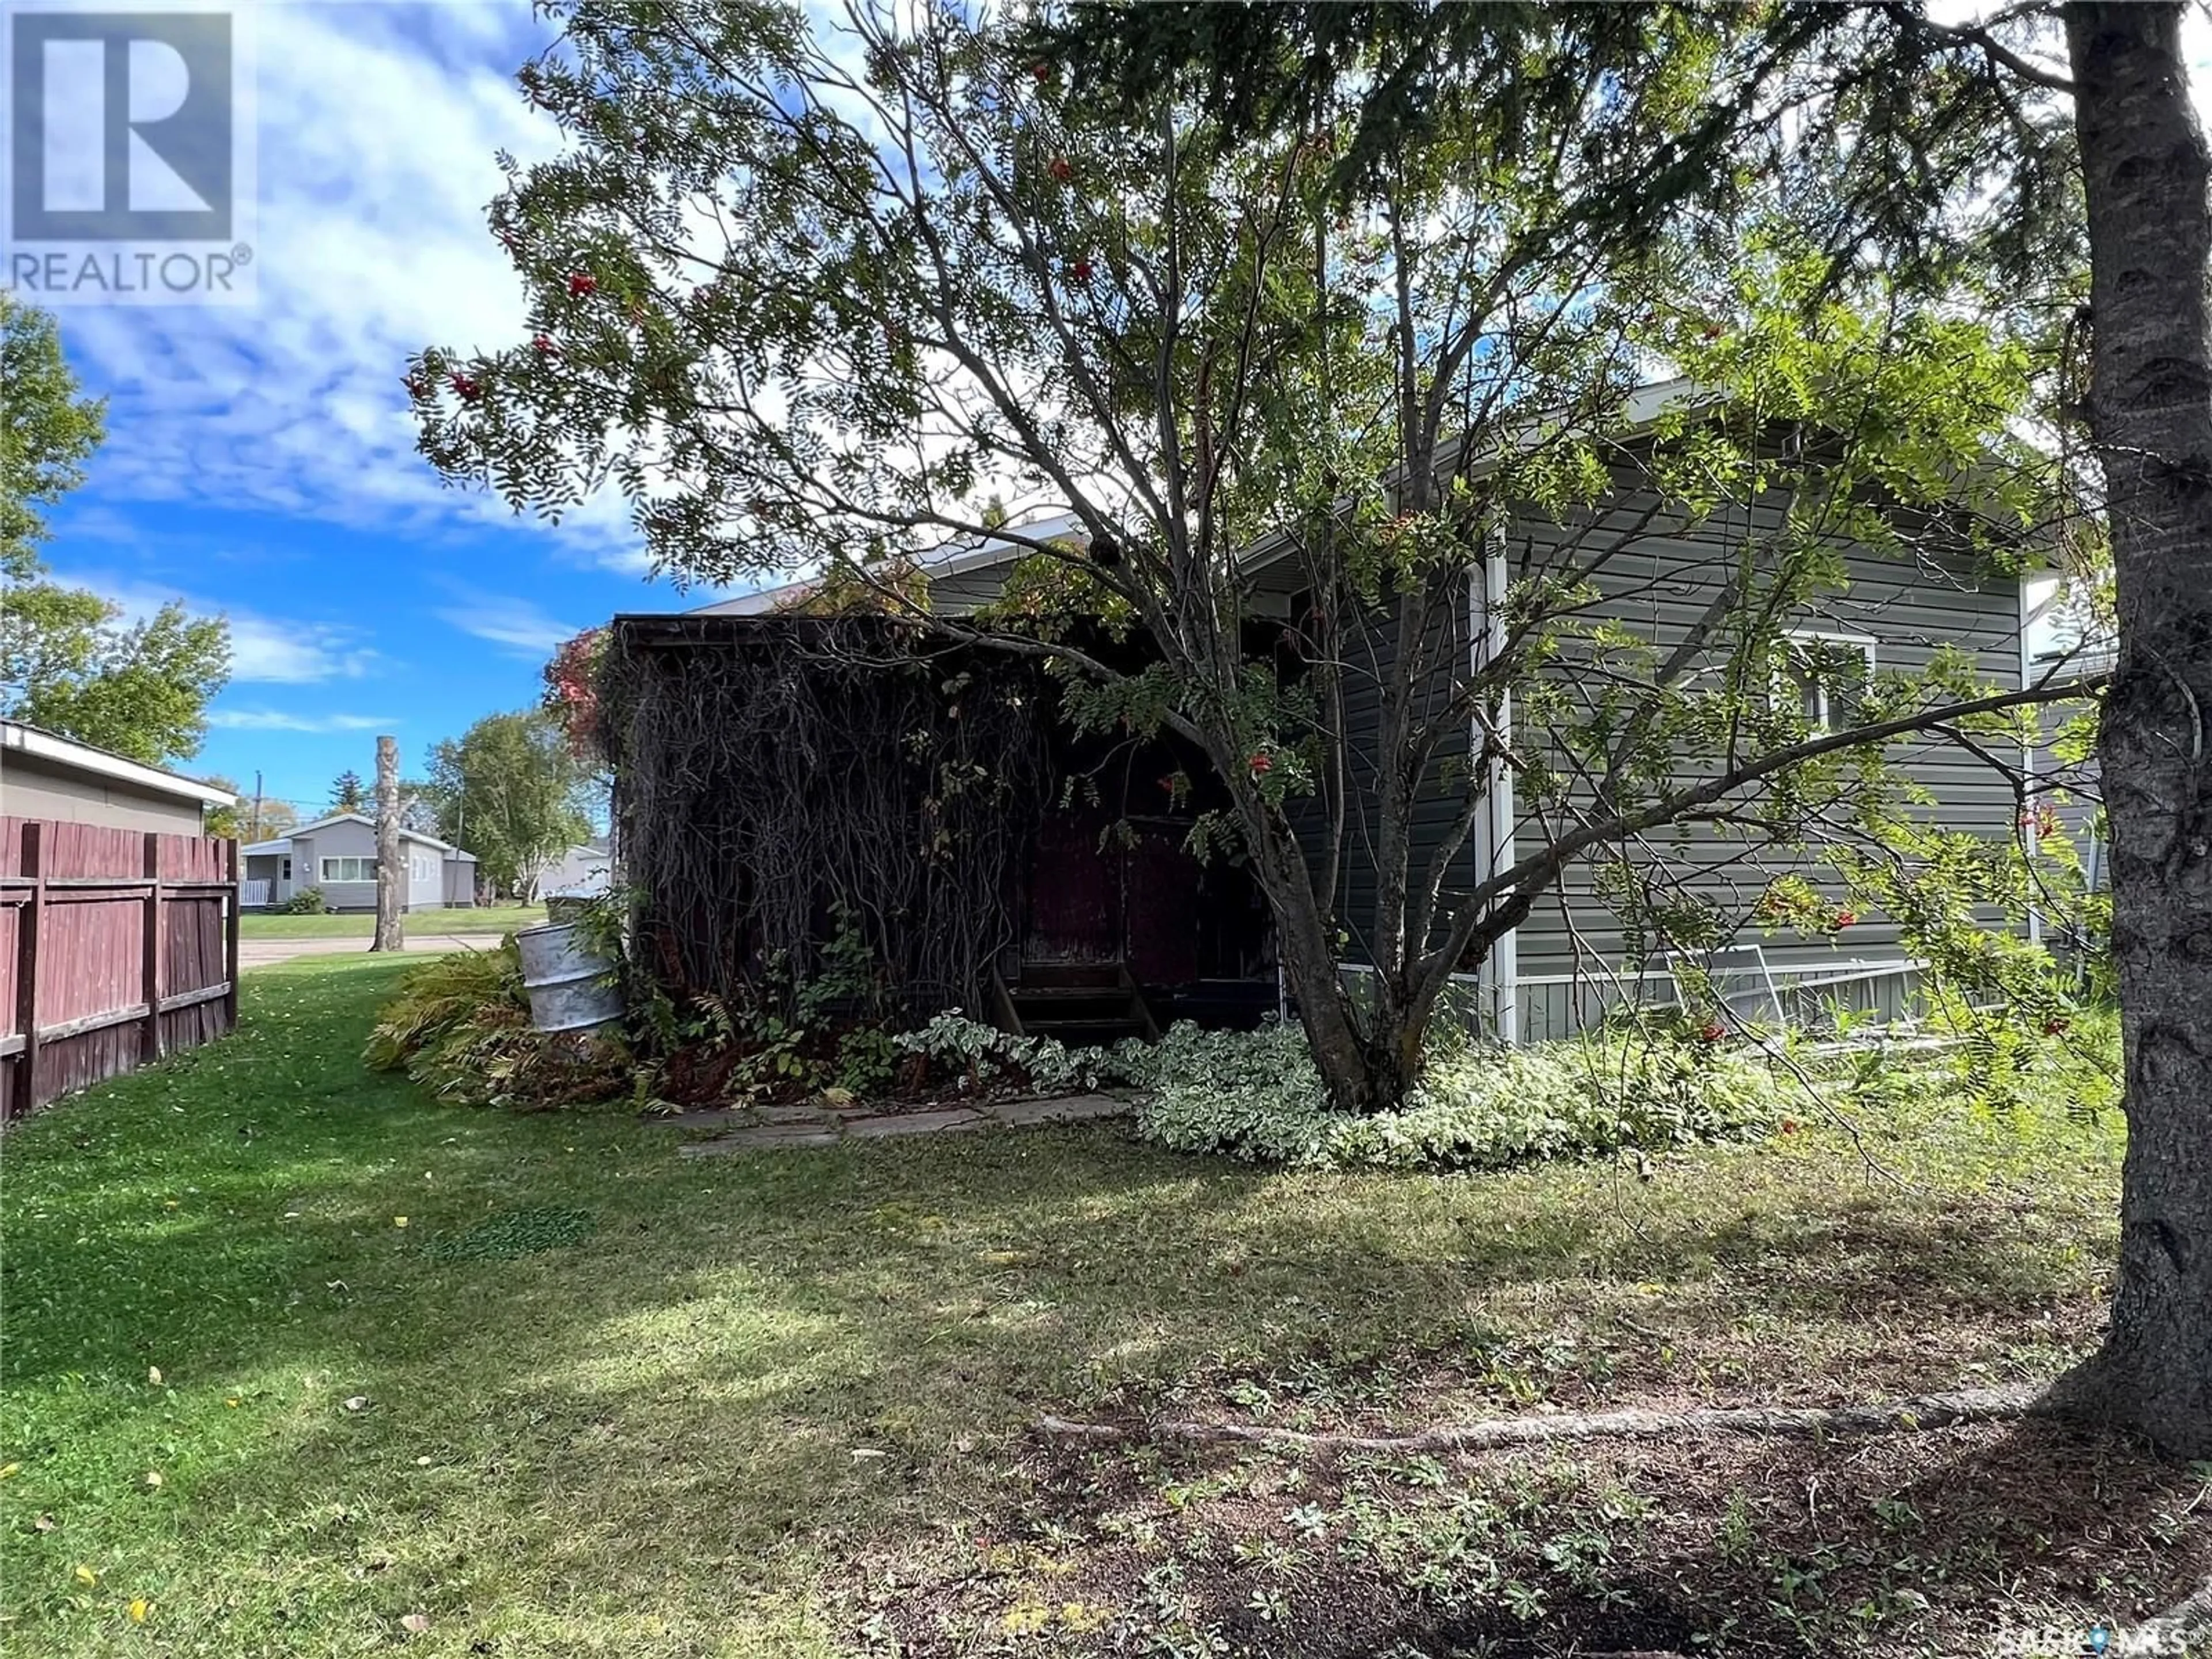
[238,904,547,939]
[0,959,2181,1658]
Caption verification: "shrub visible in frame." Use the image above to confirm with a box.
[1120,1020,1779,1171]
[892,1010,1115,1097]
[274,885,328,914]
[364,940,631,1110]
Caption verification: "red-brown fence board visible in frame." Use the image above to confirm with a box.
[162,896,226,997]
[0,906,17,1037]
[36,897,142,1027]
[155,835,227,882]
[0,819,240,1122]
[40,821,145,880]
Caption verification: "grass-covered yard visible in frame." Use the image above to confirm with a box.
[237,904,547,940]
[1,959,2198,1657]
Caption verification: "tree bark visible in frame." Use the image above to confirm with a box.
[372,734,406,953]
[2056,1,2212,1459]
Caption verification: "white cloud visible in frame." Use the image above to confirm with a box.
[69,571,378,684]
[432,585,581,657]
[208,709,392,733]
[43,3,571,540]
[226,612,380,684]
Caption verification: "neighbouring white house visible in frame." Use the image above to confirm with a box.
[532,836,613,901]
[240,812,479,911]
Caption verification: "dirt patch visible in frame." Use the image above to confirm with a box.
[854,1389,2209,1658]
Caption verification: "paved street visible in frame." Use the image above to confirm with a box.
[238,933,498,970]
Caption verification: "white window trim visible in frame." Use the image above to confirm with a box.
[1468,550,1518,1044]
[320,856,377,882]
[1774,629,1878,732]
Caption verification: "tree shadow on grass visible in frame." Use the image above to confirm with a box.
[63,1138,2118,1653]
[0,957,2137,1653]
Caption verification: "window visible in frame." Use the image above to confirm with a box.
[1774,631,1877,732]
[280,857,293,882]
[320,857,377,882]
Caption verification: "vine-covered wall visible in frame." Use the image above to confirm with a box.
[600,616,1051,1013]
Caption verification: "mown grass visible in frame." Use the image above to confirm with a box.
[0,959,2134,1657]
[238,904,547,940]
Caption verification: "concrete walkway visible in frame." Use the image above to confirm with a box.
[676,1090,1130,1154]
[238,933,499,970]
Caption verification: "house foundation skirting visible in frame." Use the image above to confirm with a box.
[1334,957,1930,1046]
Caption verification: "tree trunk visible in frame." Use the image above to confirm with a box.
[2056,1,2212,1459]
[1249,804,1389,1113]
[372,735,406,953]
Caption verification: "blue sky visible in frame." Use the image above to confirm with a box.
[30,1,730,816]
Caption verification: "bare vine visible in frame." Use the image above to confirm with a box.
[600,617,1051,1013]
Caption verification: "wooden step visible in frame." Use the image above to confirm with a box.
[1010,990,1133,1022]
[1018,1015,1149,1047]
[997,963,1160,1044]
[1017,961,1124,990]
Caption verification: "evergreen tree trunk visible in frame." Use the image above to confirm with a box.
[372,735,406,953]
[2056,0,2212,1459]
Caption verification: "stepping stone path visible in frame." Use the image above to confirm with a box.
[673,1091,1130,1156]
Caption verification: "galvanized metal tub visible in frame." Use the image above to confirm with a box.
[515,922,621,1034]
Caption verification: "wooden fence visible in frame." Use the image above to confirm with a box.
[0,819,240,1122]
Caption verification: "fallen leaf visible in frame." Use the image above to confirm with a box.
[393,1217,409,1228]
[0,1463,20,1480]
[128,1597,150,1623]
[33,1514,54,1532]
[342,1396,370,1412]
[851,1448,887,1462]
[415,1455,433,1467]
[142,1471,163,1489]
[225,1397,241,1409]
[146,1367,163,1387]
[74,1563,98,1587]
[400,1612,430,1635]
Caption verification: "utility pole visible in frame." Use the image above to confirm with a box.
[372,736,404,952]
[249,771,263,843]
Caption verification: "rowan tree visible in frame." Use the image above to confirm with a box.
[413,1,2091,1117]
[1027,0,2212,1465]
